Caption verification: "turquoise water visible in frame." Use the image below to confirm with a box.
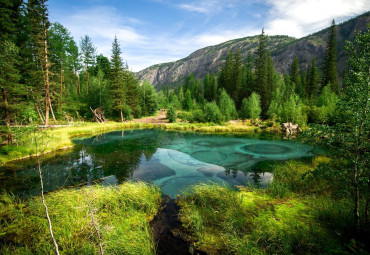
[0,129,313,197]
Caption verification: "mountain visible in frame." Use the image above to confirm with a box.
[137,12,370,90]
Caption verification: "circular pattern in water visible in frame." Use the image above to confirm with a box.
[241,143,293,155]
[191,150,227,163]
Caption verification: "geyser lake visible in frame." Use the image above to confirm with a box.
[0,129,314,197]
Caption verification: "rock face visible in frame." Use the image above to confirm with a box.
[136,12,369,90]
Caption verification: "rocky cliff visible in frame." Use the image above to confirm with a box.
[137,12,369,90]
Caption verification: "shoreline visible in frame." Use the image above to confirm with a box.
[0,120,281,166]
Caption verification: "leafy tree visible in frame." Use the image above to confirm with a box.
[141,80,157,116]
[282,94,306,125]
[166,105,177,123]
[218,89,236,122]
[203,102,222,124]
[246,92,262,121]
[311,30,369,232]
[322,20,339,93]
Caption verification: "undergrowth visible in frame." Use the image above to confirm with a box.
[0,182,161,254]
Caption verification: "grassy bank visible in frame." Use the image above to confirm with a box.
[177,158,369,255]
[0,120,279,165]
[0,182,161,254]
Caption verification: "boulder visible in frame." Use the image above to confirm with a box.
[282,122,299,135]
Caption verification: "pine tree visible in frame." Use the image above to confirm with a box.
[80,35,96,94]
[233,49,242,108]
[110,36,125,121]
[0,0,22,130]
[322,20,339,93]
[27,0,52,125]
[266,52,275,106]
[306,58,321,99]
[255,29,268,115]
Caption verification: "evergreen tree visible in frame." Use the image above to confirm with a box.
[80,35,96,94]
[306,57,321,98]
[48,22,76,113]
[110,36,125,121]
[322,20,339,93]
[266,52,275,105]
[255,29,268,115]
[233,49,242,108]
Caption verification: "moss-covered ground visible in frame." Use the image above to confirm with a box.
[177,157,369,254]
[0,182,161,254]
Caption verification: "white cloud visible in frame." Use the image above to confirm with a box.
[265,0,370,37]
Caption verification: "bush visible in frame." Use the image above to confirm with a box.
[166,106,177,123]
[122,104,132,120]
[203,102,223,124]
[191,109,205,122]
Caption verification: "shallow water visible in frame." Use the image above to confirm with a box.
[0,129,313,197]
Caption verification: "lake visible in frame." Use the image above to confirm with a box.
[0,129,313,197]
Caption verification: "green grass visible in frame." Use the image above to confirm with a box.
[0,182,161,254]
[177,156,370,254]
[178,184,343,255]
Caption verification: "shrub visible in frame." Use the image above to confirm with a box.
[203,102,222,124]
[166,106,177,123]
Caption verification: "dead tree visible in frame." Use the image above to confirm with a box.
[90,107,106,123]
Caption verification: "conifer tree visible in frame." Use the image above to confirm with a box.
[306,57,321,98]
[110,36,125,121]
[322,20,339,93]
[233,49,242,107]
[255,29,268,115]
[80,35,96,94]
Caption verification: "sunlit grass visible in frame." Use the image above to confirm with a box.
[0,182,161,254]
[178,184,342,255]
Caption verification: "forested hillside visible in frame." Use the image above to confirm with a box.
[137,11,370,89]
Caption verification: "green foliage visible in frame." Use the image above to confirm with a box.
[282,94,306,125]
[247,92,262,121]
[183,90,193,111]
[0,182,161,254]
[322,20,339,93]
[178,184,341,255]
[166,106,177,123]
[218,89,237,122]
[203,102,223,124]
[309,29,369,231]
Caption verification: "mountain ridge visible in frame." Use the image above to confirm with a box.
[137,11,370,90]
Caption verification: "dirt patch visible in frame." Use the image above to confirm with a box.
[150,196,207,255]
[134,110,168,124]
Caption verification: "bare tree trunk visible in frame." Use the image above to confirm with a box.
[36,106,45,125]
[85,192,104,255]
[120,108,123,122]
[43,0,50,127]
[35,134,60,255]
[2,88,12,143]
[77,73,80,96]
[86,70,89,94]
[50,101,56,122]
[60,59,63,112]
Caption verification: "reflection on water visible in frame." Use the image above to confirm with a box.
[0,129,313,197]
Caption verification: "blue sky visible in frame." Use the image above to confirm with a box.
[48,0,370,72]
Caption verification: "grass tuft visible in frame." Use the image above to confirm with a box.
[0,182,161,254]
